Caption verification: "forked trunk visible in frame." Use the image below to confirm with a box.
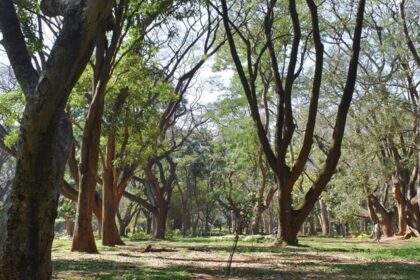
[367,194,394,237]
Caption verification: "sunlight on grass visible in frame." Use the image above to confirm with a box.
[52,236,420,280]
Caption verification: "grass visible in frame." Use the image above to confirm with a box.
[52,235,420,279]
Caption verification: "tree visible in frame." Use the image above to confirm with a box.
[217,0,366,244]
[0,0,113,277]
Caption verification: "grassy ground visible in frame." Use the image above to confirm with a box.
[52,235,420,280]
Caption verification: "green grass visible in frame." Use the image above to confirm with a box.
[52,236,420,279]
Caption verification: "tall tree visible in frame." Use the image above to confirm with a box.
[218,0,366,244]
[0,0,113,277]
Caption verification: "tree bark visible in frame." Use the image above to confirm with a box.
[65,218,75,237]
[318,199,330,236]
[392,176,409,236]
[71,28,111,253]
[102,186,124,246]
[367,194,393,237]
[155,205,169,240]
[277,184,298,244]
[71,181,98,253]
[0,0,113,277]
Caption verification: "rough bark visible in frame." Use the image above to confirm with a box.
[0,0,113,276]
[155,205,169,240]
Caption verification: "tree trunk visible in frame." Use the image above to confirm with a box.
[230,210,236,234]
[393,177,409,235]
[277,187,298,244]
[146,212,153,234]
[102,196,124,246]
[309,214,316,235]
[71,88,106,253]
[118,216,128,237]
[203,211,211,236]
[0,0,112,276]
[0,117,70,279]
[101,166,124,246]
[72,27,112,253]
[155,205,169,239]
[318,199,330,236]
[251,211,262,235]
[71,182,98,253]
[65,218,75,237]
[367,194,394,237]
[181,200,190,235]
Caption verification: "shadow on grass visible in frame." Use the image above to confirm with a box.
[53,259,131,273]
[53,256,420,280]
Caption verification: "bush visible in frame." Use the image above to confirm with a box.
[242,234,275,243]
[130,232,152,241]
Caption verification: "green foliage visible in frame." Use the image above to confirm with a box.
[15,0,43,54]
[57,197,76,220]
[129,232,152,241]
[0,89,25,149]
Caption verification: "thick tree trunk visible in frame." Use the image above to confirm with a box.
[102,196,124,246]
[60,180,103,224]
[393,177,409,235]
[379,209,393,237]
[101,162,124,246]
[155,206,169,239]
[277,188,298,244]
[0,117,70,279]
[367,194,394,237]
[0,0,112,276]
[71,183,98,253]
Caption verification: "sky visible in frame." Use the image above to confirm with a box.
[0,44,232,105]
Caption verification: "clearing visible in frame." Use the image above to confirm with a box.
[52,236,420,280]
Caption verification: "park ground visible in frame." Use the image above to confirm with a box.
[52,235,420,280]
